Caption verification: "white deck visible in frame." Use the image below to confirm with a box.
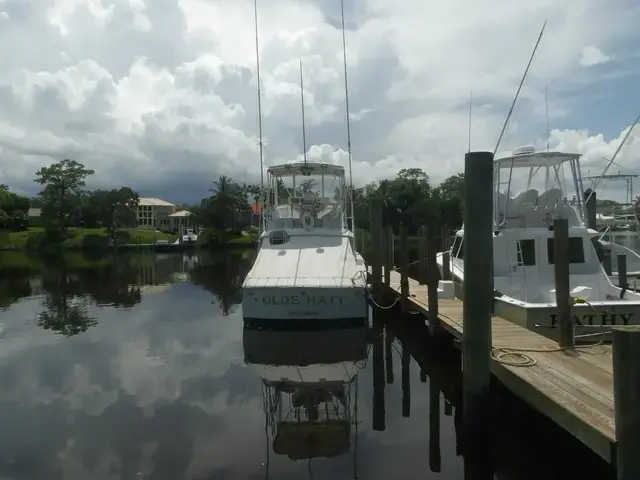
[243,235,366,288]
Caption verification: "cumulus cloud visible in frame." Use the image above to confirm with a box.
[1,0,640,203]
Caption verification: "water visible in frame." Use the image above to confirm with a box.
[0,251,615,479]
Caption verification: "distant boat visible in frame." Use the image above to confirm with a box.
[182,228,197,243]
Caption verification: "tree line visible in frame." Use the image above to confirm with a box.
[1,159,466,243]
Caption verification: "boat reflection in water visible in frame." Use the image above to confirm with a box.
[243,326,368,471]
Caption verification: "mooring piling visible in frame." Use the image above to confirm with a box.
[603,248,613,276]
[401,343,411,417]
[462,151,494,429]
[399,225,410,308]
[429,377,442,472]
[427,225,442,335]
[552,217,574,348]
[584,188,597,230]
[612,325,640,480]
[372,312,386,431]
[383,225,393,288]
[617,254,628,291]
[385,327,394,384]
[369,198,383,298]
[442,250,451,281]
[418,225,427,284]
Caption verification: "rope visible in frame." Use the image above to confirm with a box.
[438,310,610,368]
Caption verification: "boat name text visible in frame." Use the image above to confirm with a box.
[261,294,344,306]
[549,312,634,327]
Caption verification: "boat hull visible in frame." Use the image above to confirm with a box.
[494,298,640,341]
[437,252,640,341]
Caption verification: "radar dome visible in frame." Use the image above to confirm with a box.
[512,145,536,156]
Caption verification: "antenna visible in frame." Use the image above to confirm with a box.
[253,0,265,231]
[341,0,356,234]
[299,59,308,164]
[493,20,547,155]
[545,85,550,152]
[587,114,640,203]
[467,90,472,153]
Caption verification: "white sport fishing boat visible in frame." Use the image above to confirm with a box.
[242,162,368,328]
[437,146,640,339]
[243,327,366,463]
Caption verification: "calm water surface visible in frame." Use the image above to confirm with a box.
[0,250,615,479]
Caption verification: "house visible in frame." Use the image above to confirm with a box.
[167,210,195,233]
[136,197,177,230]
[136,197,197,233]
[28,207,43,227]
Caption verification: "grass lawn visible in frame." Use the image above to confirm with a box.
[0,227,177,250]
[227,230,255,246]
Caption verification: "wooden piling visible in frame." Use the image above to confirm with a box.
[429,378,442,472]
[441,225,450,250]
[584,188,597,230]
[618,254,628,290]
[612,326,640,480]
[418,225,427,284]
[399,225,410,306]
[383,226,392,288]
[402,343,411,417]
[442,250,451,281]
[427,225,442,335]
[603,249,613,275]
[462,151,494,428]
[552,217,574,348]
[372,313,386,431]
[370,198,384,298]
[384,225,395,285]
[385,327,394,384]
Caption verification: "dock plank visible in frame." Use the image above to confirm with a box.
[380,270,616,462]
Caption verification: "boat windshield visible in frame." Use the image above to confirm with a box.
[266,163,345,231]
[493,149,585,228]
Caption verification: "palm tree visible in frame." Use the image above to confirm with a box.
[209,175,247,233]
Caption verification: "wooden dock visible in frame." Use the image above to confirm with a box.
[383,270,616,463]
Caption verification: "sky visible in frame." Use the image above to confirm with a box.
[1,0,640,204]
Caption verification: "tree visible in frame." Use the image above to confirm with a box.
[206,175,249,233]
[83,188,139,238]
[34,159,95,234]
[0,185,30,230]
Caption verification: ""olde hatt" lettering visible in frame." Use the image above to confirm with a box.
[549,312,634,327]
[262,294,344,306]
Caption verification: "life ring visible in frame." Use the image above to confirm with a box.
[301,210,314,231]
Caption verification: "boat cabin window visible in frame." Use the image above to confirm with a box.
[546,237,585,264]
[267,165,345,231]
[516,239,536,266]
[451,236,463,259]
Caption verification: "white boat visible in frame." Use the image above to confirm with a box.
[181,228,197,243]
[243,326,366,462]
[242,162,368,328]
[437,146,640,339]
